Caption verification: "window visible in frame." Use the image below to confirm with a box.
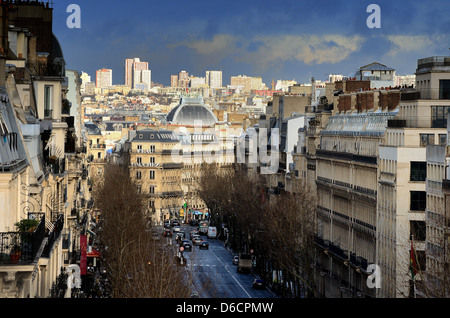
[439,134,447,146]
[150,145,155,153]
[137,144,142,150]
[431,106,450,128]
[439,79,450,100]
[150,157,155,164]
[137,157,142,164]
[420,134,435,147]
[410,221,426,241]
[410,191,426,211]
[149,186,155,194]
[150,170,155,179]
[149,200,155,209]
[410,162,426,181]
[136,171,142,180]
[44,85,52,118]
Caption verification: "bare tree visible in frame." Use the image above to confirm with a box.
[197,164,318,297]
[262,185,318,297]
[93,163,191,297]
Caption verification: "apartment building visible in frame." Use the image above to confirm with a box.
[313,88,400,298]
[377,56,450,297]
[95,68,112,89]
[0,1,90,298]
[206,70,222,89]
[125,129,183,224]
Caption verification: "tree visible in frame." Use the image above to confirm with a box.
[93,163,190,297]
[197,163,318,297]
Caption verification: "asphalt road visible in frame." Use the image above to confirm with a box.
[171,223,276,298]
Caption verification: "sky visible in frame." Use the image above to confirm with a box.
[52,0,450,87]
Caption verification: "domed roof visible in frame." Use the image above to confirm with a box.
[166,97,217,126]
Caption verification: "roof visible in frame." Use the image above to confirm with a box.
[84,122,102,135]
[131,129,179,143]
[166,96,217,126]
[360,62,395,72]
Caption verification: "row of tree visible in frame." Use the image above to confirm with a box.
[92,164,191,297]
[197,164,318,297]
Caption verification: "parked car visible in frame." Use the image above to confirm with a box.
[199,240,209,250]
[252,278,265,289]
[233,255,239,265]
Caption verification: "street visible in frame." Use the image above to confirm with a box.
[166,223,276,298]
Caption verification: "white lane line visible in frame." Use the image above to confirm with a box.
[210,248,252,298]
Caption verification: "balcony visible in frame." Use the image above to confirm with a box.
[90,143,106,149]
[48,157,66,175]
[316,149,377,165]
[0,215,46,265]
[160,191,183,197]
[162,163,184,169]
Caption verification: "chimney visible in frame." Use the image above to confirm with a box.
[350,93,357,113]
[27,35,37,69]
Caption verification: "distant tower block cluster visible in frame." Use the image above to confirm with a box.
[125,58,151,91]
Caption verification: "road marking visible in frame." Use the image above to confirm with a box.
[210,248,252,298]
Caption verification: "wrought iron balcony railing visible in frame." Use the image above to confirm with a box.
[0,215,46,265]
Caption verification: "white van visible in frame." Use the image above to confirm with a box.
[207,226,217,239]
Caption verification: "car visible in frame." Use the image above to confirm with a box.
[233,256,239,265]
[162,228,172,237]
[199,240,209,250]
[180,239,190,246]
[191,233,200,241]
[173,225,181,233]
[182,241,192,251]
[190,230,199,239]
[252,278,265,289]
[171,220,180,227]
[175,232,185,242]
[189,219,199,226]
[192,237,202,246]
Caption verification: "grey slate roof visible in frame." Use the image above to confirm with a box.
[131,129,178,143]
[360,62,395,72]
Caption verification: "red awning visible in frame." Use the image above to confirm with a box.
[87,248,101,258]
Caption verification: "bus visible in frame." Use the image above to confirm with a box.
[199,220,209,234]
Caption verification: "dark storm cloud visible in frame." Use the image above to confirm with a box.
[52,0,450,85]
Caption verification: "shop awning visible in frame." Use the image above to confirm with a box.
[87,248,101,258]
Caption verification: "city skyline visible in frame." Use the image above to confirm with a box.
[53,0,450,86]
